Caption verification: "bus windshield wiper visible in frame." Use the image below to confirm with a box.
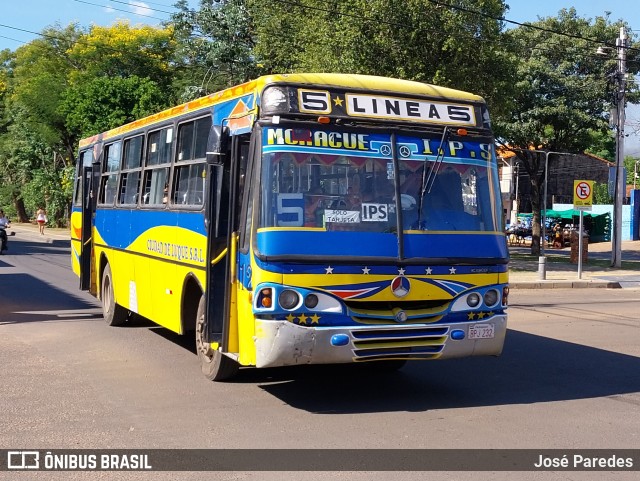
[417,127,450,228]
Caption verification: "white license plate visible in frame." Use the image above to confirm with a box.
[468,323,495,339]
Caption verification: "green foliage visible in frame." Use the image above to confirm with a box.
[20,165,75,226]
[60,76,168,138]
[494,9,640,151]
[246,0,515,116]
[593,181,613,204]
[0,22,176,226]
[494,9,640,254]
[170,0,258,98]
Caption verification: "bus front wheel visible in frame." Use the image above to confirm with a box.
[101,264,128,326]
[195,296,239,381]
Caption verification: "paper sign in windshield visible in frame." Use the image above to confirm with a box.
[324,210,360,224]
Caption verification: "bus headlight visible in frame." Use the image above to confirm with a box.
[304,294,319,308]
[466,293,481,308]
[279,289,300,310]
[483,289,499,307]
[262,87,288,112]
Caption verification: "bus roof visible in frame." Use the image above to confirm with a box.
[260,73,483,102]
[78,73,485,148]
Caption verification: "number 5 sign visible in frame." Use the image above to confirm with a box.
[573,180,594,210]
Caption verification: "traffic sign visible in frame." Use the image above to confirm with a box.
[573,180,593,210]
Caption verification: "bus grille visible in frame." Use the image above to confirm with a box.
[351,326,448,361]
[345,299,451,324]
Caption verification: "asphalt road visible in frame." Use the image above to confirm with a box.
[1,235,639,481]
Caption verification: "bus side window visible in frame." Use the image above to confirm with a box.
[99,141,121,205]
[142,168,169,205]
[143,125,173,206]
[173,164,206,205]
[118,135,144,206]
[173,116,211,206]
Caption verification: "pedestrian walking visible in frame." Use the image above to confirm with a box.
[36,207,47,235]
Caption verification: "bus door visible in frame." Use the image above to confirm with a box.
[79,164,94,291]
[204,131,250,350]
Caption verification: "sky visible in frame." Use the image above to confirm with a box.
[0,0,639,155]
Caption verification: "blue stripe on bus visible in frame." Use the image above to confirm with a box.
[94,209,205,248]
[256,231,508,260]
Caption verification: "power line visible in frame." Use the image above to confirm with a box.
[72,0,168,22]
[423,0,640,55]
[0,34,28,46]
[103,0,179,16]
[109,0,179,9]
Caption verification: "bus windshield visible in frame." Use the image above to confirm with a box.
[258,126,501,235]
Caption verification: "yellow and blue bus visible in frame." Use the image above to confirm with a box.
[71,73,508,381]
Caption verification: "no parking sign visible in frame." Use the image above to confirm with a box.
[573,180,593,210]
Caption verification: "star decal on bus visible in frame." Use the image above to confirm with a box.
[449,267,457,274]
[298,313,309,325]
[325,266,334,274]
[310,314,320,324]
[426,267,433,275]
[398,267,406,276]
[362,266,370,274]
[333,96,344,106]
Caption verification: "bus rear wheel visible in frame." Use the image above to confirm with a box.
[101,264,128,326]
[195,296,239,381]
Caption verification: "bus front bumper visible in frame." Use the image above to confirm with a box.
[254,315,507,368]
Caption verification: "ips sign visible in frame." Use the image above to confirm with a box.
[362,203,389,221]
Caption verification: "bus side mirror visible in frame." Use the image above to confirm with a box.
[206,125,230,164]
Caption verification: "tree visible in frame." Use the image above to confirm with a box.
[0,22,176,225]
[247,0,516,116]
[494,9,640,255]
[593,182,613,204]
[170,0,258,100]
[63,22,176,138]
[59,76,168,138]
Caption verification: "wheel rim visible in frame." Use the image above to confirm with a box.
[103,275,112,316]
[195,313,214,364]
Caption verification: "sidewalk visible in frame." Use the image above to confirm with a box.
[6,222,71,244]
[508,240,640,289]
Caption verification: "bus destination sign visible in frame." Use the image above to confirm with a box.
[296,88,478,127]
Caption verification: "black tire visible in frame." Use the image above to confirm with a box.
[195,296,239,381]
[101,264,128,326]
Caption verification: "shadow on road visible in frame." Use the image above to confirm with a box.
[0,272,99,324]
[224,329,640,413]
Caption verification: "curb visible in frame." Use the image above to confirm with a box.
[510,280,621,289]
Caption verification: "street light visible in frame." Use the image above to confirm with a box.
[509,148,576,279]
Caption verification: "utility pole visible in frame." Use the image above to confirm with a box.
[612,26,627,268]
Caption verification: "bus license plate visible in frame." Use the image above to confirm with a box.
[468,323,494,339]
